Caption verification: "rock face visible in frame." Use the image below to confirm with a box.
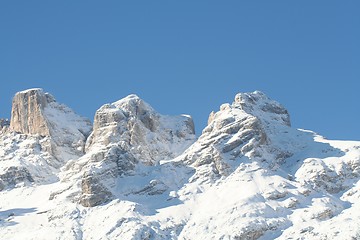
[79,172,113,207]
[0,118,9,132]
[295,151,360,193]
[10,88,52,136]
[0,166,34,191]
[9,88,92,161]
[0,88,92,191]
[2,89,360,240]
[178,91,293,179]
[61,94,196,207]
[86,94,195,163]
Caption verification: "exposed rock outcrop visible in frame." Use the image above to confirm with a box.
[0,118,10,132]
[296,153,360,193]
[0,89,93,192]
[86,94,195,163]
[1,89,360,240]
[80,172,113,207]
[178,91,293,178]
[61,94,196,207]
[0,166,34,190]
[10,88,53,136]
[9,88,92,161]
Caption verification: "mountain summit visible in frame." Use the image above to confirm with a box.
[10,88,92,161]
[0,89,359,239]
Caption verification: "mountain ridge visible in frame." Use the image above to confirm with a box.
[0,88,359,239]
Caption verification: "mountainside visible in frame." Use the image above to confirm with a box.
[0,89,359,240]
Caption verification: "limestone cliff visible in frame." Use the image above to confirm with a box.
[59,94,196,207]
[178,91,293,180]
[9,88,92,161]
[1,89,360,240]
[86,94,195,164]
[0,89,92,190]
[10,88,52,136]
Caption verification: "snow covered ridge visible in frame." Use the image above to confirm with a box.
[0,89,360,239]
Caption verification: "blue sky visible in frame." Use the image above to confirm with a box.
[0,1,359,140]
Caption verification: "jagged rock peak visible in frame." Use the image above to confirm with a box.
[70,94,196,207]
[112,93,148,109]
[94,94,160,133]
[87,94,196,161]
[233,91,291,126]
[205,91,291,138]
[9,88,92,161]
[183,91,293,176]
[10,88,54,136]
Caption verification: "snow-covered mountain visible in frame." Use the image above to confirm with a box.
[0,89,359,240]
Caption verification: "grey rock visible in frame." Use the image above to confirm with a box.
[68,94,196,207]
[183,92,290,166]
[0,166,34,189]
[228,222,279,240]
[207,111,216,125]
[234,91,291,127]
[0,179,5,191]
[9,88,92,162]
[0,118,10,131]
[132,179,168,196]
[87,94,195,163]
[263,189,288,200]
[313,209,334,221]
[10,88,52,136]
[80,172,113,207]
[296,157,360,194]
[0,89,93,193]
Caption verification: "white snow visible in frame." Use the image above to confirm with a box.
[0,90,360,239]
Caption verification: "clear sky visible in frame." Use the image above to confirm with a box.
[0,1,359,140]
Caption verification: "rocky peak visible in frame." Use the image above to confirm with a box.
[2,88,360,240]
[10,88,53,136]
[91,94,159,138]
[181,91,293,178]
[112,94,156,129]
[9,88,92,161]
[86,94,195,164]
[0,89,93,192]
[62,94,196,207]
[233,91,291,127]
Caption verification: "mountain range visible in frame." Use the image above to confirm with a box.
[0,88,359,239]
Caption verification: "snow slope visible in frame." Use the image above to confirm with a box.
[0,90,360,239]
